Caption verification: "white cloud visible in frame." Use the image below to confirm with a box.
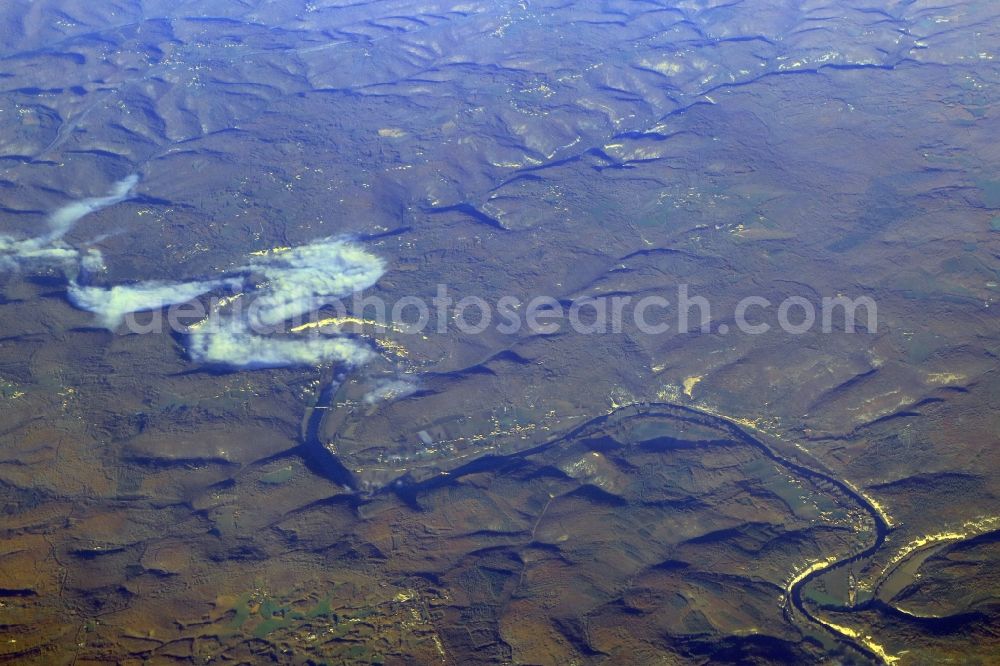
[80,248,106,274]
[242,239,386,326]
[363,377,419,404]
[0,236,79,271]
[0,174,139,272]
[43,174,139,243]
[63,236,386,369]
[188,322,376,369]
[2,180,386,372]
[187,238,386,369]
[68,278,241,329]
